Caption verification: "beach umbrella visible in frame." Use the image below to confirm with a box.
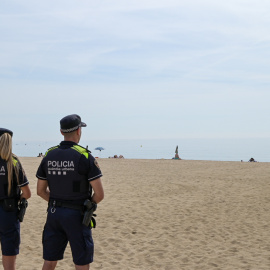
[175,145,178,154]
[95,147,105,152]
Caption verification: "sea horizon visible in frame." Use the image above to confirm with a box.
[12,137,270,162]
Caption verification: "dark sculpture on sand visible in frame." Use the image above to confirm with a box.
[173,145,181,160]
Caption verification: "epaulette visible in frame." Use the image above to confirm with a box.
[44,145,59,157]
[12,154,26,176]
[76,144,92,154]
[12,154,19,167]
[71,145,91,159]
[82,145,92,154]
[12,154,18,160]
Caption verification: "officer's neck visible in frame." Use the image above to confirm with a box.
[63,136,80,144]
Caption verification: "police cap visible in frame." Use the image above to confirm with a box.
[0,128,13,137]
[60,114,87,133]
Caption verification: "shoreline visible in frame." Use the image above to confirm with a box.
[18,156,268,163]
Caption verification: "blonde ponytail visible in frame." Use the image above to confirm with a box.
[0,133,19,195]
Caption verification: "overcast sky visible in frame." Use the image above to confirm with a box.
[1,0,270,142]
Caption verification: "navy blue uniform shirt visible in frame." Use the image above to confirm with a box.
[36,141,102,189]
[0,156,29,200]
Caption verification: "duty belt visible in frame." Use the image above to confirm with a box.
[48,199,84,213]
[0,198,16,204]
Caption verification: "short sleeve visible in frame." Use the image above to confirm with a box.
[16,161,29,187]
[88,155,103,181]
[36,157,47,180]
[79,154,103,182]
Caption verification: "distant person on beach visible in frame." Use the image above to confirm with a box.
[0,128,31,270]
[36,114,104,270]
[109,155,124,159]
[249,157,256,162]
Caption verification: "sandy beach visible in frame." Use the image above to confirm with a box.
[5,157,270,269]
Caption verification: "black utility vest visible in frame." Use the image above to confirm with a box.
[45,146,90,201]
[0,157,19,200]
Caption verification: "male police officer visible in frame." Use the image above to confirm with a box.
[36,114,104,270]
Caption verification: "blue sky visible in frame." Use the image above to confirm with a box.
[1,0,270,142]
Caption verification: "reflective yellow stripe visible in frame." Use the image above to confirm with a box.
[71,145,89,159]
[45,146,59,157]
[12,157,18,167]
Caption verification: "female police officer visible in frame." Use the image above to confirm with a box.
[36,114,104,270]
[0,128,31,270]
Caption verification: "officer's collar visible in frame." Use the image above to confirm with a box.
[60,141,78,146]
